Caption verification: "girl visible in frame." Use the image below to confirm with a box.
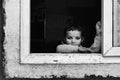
[56,25,89,53]
[81,21,101,53]
[89,21,101,53]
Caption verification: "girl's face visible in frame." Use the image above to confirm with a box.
[65,30,82,46]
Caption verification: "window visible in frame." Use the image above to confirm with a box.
[21,0,120,64]
[30,0,101,53]
[103,0,120,56]
[113,0,120,47]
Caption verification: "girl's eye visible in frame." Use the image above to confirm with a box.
[67,37,72,39]
[76,37,80,40]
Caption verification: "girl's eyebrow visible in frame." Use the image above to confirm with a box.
[67,36,72,37]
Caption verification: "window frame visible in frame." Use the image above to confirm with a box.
[21,0,120,64]
[103,0,120,56]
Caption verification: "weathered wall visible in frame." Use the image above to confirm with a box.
[2,0,120,79]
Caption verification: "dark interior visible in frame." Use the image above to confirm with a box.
[30,0,101,53]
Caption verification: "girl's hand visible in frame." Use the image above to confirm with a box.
[78,46,88,52]
[78,46,92,53]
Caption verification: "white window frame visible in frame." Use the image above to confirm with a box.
[21,0,120,64]
[103,0,120,56]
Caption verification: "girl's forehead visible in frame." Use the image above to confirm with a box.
[67,30,81,35]
[67,30,81,33]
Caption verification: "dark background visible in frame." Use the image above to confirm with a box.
[30,0,101,53]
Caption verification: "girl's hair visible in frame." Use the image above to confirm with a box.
[63,25,84,44]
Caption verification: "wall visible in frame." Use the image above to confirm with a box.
[1,0,120,79]
[0,0,5,79]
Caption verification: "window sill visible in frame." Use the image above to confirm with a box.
[21,53,120,64]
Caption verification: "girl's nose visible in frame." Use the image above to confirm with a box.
[72,39,75,43]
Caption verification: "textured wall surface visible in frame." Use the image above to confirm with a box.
[3,0,120,79]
